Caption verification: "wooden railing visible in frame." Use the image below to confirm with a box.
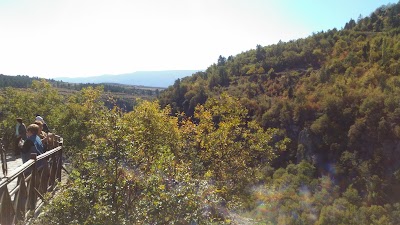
[0,137,64,225]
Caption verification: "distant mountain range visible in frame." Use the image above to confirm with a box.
[56,70,201,88]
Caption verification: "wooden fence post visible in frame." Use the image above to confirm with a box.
[58,138,63,183]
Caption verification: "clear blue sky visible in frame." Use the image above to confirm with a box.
[0,0,397,78]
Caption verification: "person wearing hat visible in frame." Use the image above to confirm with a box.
[15,117,26,155]
[35,114,50,133]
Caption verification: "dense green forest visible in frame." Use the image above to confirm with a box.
[157,1,400,223]
[1,2,400,224]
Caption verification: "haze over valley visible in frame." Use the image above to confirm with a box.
[56,70,201,88]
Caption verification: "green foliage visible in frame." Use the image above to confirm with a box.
[124,101,180,174]
[154,2,400,223]
[244,162,400,225]
[181,93,289,190]
[33,95,252,224]
[0,80,63,148]
[21,87,290,224]
[53,86,106,156]
[0,74,39,88]
[7,2,400,224]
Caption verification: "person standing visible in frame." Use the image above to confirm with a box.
[21,124,44,164]
[15,118,26,155]
[34,120,48,152]
[35,115,50,133]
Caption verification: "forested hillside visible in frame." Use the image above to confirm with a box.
[2,2,400,225]
[160,0,400,201]
[157,2,400,223]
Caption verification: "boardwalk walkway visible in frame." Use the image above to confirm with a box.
[0,152,24,193]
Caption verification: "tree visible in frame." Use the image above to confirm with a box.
[217,55,226,66]
[256,44,266,62]
[182,93,289,192]
[344,18,357,30]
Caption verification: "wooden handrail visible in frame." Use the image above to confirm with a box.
[0,160,35,189]
[0,140,64,225]
[37,146,62,161]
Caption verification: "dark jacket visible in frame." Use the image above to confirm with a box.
[21,135,44,163]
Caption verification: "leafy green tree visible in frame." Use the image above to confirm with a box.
[182,93,289,194]
[218,55,227,66]
[36,100,222,224]
[123,101,180,173]
[52,86,106,156]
